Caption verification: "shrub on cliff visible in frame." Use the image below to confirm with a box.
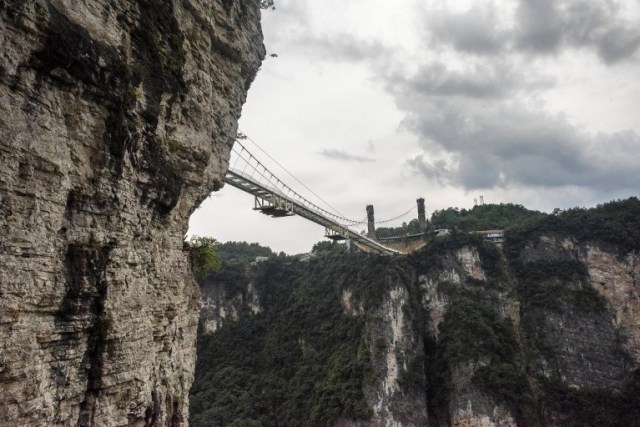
[189,235,221,279]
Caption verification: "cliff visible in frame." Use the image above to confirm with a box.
[0,1,264,425]
[192,198,640,426]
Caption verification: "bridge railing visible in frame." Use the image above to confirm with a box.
[230,141,366,228]
[226,141,405,255]
[226,140,432,254]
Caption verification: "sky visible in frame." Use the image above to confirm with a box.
[189,0,640,254]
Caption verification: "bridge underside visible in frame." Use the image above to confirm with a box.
[375,233,427,254]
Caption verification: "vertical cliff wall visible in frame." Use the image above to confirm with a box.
[0,1,264,425]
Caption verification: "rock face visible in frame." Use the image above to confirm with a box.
[200,266,261,334]
[418,245,520,427]
[193,217,640,426]
[366,279,428,426]
[0,1,264,425]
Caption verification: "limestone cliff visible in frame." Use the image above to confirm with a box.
[0,1,264,425]
[192,199,640,426]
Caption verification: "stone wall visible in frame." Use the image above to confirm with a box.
[0,1,264,425]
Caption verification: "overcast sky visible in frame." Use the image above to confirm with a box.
[189,0,640,254]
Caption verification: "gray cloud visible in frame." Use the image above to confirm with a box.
[516,0,640,62]
[516,0,564,52]
[265,0,640,197]
[296,34,389,62]
[427,6,506,54]
[319,149,375,163]
[380,1,640,194]
[270,0,639,66]
[597,25,640,63]
[407,156,456,186]
[402,98,640,192]
[389,61,553,100]
[423,0,640,63]
[400,62,510,99]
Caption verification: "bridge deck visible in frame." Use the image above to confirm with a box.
[225,170,399,255]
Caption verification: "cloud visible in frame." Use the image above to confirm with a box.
[515,0,640,62]
[597,25,640,63]
[261,1,390,63]
[402,97,640,192]
[366,140,375,152]
[294,34,389,62]
[422,0,640,63]
[427,5,508,55]
[516,0,564,52]
[372,0,640,195]
[270,0,639,66]
[263,0,640,200]
[407,155,456,186]
[388,61,553,100]
[319,149,375,163]
[397,62,511,99]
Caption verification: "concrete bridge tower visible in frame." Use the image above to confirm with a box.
[417,198,427,233]
[366,204,376,239]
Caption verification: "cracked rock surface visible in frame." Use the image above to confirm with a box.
[0,1,264,425]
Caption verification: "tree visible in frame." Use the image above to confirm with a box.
[189,235,221,279]
[312,240,346,254]
[430,203,545,232]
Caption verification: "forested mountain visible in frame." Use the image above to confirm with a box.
[375,203,545,238]
[429,203,545,231]
[191,198,640,426]
[217,241,275,263]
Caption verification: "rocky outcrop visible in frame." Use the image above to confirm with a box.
[418,243,520,426]
[192,226,640,426]
[0,1,264,425]
[200,266,261,334]
[423,234,638,426]
[585,246,640,361]
[511,236,636,390]
[367,285,428,427]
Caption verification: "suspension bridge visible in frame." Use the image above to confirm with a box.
[224,139,428,255]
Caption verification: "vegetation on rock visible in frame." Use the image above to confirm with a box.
[189,235,221,279]
[191,249,407,426]
[376,203,544,238]
[506,197,640,256]
[430,203,545,232]
[191,198,640,426]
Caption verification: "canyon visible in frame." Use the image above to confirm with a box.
[194,200,640,426]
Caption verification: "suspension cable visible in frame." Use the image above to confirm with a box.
[230,135,418,228]
[375,206,415,225]
[239,133,349,219]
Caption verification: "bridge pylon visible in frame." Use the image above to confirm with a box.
[366,205,376,239]
[417,197,427,233]
[224,154,399,256]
